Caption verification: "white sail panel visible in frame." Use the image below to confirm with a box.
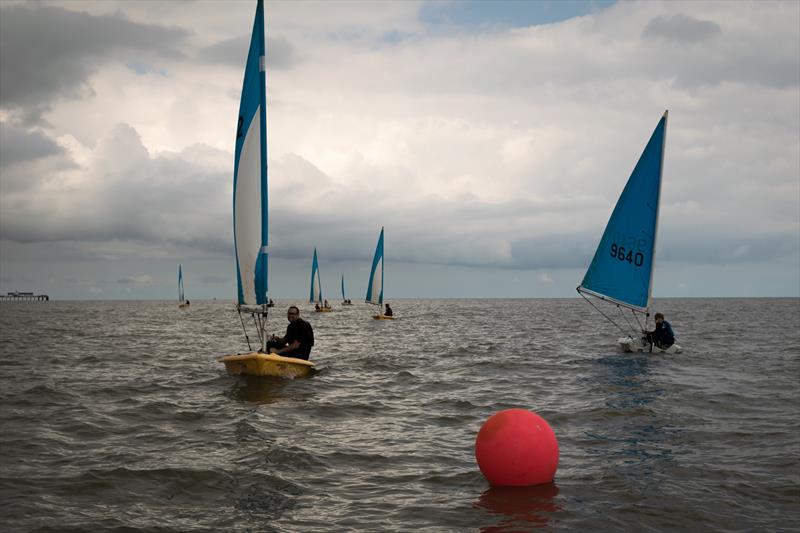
[234,109,262,306]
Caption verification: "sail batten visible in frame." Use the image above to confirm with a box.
[365,228,384,305]
[233,0,267,307]
[578,112,668,313]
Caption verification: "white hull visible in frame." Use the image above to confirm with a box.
[619,336,682,354]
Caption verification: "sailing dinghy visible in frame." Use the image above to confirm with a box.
[577,111,681,354]
[366,227,393,319]
[310,248,331,311]
[341,274,352,305]
[178,264,189,309]
[219,0,314,378]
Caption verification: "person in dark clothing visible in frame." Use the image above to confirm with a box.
[645,312,675,349]
[267,306,314,360]
[384,303,393,317]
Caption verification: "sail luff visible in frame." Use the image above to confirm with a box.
[646,110,668,312]
[257,0,268,303]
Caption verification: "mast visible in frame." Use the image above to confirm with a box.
[232,0,268,352]
[646,110,668,315]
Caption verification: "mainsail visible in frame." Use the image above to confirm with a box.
[310,248,323,304]
[233,0,268,307]
[578,111,668,315]
[365,227,384,305]
[178,264,185,303]
[341,274,346,301]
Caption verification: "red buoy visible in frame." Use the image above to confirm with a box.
[475,408,559,486]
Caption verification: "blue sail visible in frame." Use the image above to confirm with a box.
[365,227,384,305]
[310,248,322,303]
[578,111,668,312]
[341,274,346,301]
[178,264,184,303]
[233,0,268,306]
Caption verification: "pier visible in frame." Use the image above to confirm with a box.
[0,291,50,301]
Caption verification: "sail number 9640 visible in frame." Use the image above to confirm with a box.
[610,244,644,266]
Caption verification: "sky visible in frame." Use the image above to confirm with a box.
[0,0,798,301]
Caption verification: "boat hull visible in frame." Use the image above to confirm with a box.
[373,314,395,320]
[315,307,333,313]
[619,336,682,354]
[219,352,315,378]
[179,303,189,309]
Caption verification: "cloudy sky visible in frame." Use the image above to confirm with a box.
[0,0,798,300]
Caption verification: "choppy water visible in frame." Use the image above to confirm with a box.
[1,298,799,532]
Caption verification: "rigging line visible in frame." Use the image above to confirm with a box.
[579,291,629,335]
[632,309,645,332]
[237,308,252,351]
[250,313,263,349]
[258,306,269,351]
[618,305,638,335]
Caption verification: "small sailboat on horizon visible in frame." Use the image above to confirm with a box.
[178,264,189,309]
[310,248,332,312]
[366,227,394,320]
[219,0,315,378]
[577,110,681,354]
[341,273,352,305]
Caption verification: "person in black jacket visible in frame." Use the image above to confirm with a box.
[267,306,314,360]
[645,312,675,349]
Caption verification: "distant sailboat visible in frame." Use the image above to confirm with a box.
[366,227,393,319]
[341,273,352,305]
[310,248,331,311]
[577,111,681,354]
[219,0,314,378]
[178,264,189,308]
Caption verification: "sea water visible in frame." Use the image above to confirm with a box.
[1,298,798,531]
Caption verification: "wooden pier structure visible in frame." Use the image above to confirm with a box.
[0,291,50,301]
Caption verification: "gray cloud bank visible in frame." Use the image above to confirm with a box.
[0,124,64,168]
[0,4,187,113]
[1,121,795,272]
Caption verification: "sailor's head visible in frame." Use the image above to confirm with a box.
[654,312,664,324]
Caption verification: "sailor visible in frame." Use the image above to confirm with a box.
[267,306,314,360]
[384,303,393,317]
[645,312,675,349]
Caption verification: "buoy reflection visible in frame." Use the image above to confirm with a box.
[476,482,561,531]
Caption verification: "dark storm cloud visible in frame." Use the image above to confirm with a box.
[198,35,296,69]
[643,14,721,44]
[0,4,187,112]
[0,123,64,168]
